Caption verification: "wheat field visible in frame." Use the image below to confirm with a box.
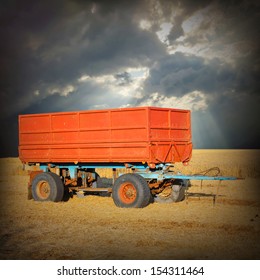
[0,149,259,260]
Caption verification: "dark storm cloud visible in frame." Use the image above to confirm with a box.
[165,0,210,43]
[168,18,184,42]
[0,0,166,120]
[141,51,259,98]
[173,0,260,53]
[141,53,229,97]
[114,72,133,86]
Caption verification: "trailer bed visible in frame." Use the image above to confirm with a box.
[19,107,192,166]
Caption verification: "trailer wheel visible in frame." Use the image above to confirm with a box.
[171,185,185,202]
[170,179,190,202]
[112,174,151,208]
[155,179,190,203]
[92,173,102,188]
[32,172,64,202]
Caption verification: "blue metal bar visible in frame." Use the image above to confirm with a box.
[170,175,238,180]
[39,166,47,172]
[135,172,238,181]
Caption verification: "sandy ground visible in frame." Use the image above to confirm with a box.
[0,150,260,260]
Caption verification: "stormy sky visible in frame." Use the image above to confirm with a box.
[0,0,259,156]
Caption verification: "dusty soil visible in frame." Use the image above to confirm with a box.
[0,150,260,260]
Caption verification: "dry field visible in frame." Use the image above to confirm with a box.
[0,150,260,260]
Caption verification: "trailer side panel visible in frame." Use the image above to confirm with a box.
[19,107,192,165]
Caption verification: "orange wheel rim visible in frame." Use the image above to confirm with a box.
[118,182,137,204]
[36,180,51,199]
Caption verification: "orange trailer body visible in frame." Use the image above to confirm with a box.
[18,107,192,166]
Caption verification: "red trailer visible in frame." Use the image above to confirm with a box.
[19,107,192,166]
[19,106,238,208]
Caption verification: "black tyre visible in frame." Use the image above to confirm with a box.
[112,173,151,208]
[171,179,190,202]
[92,173,111,197]
[32,172,64,202]
[92,173,102,188]
[171,184,185,202]
[155,179,190,203]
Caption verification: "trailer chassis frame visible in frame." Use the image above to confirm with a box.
[36,162,240,183]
